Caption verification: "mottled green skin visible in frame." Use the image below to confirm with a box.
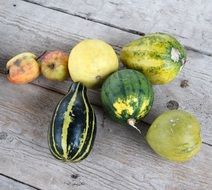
[120,33,187,84]
[146,110,202,162]
[101,69,154,124]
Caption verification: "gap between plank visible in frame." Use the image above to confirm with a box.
[0,173,43,190]
[202,142,212,147]
[20,0,145,36]
[20,0,212,57]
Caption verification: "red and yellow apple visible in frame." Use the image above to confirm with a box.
[6,52,40,84]
[40,51,69,81]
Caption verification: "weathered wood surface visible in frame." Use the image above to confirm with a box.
[0,0,212,189]
[0,175,38,190]
[24,0,212,55]
[0,0,211,145]
[0,74,212,190]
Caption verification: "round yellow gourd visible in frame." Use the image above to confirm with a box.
[146,110,202,162]
[68,39,119,88]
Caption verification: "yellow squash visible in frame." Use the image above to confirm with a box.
[68,39,119,88]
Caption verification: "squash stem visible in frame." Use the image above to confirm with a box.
[127,119,141,134]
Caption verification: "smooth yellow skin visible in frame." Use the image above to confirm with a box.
[146,110,202,162]
[68,39,119,88]
[6,52,40,84]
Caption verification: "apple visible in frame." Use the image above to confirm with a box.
[40,51,69,81]
[6,52,40,84]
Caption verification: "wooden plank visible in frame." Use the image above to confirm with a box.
[0,0,131,60]
[0,74,212,190]
[0,0,211,145]
[25,0,212,55]
[0,175,38,190]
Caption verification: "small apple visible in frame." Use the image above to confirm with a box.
[6,52,40,84]
[40,51,69,81]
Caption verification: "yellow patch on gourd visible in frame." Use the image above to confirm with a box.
[138,98,151,118]
[113,96,138,118]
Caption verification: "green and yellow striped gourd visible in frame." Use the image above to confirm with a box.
[120,33,186,84]
[48,82,96,162]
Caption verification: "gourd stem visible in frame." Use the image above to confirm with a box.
[127,119,141,134]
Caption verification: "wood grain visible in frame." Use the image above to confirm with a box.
[0,0,211,144]
[0,175,38,190]
[23,0,212,55]
[0,74,212,190]
[0,1,212,189]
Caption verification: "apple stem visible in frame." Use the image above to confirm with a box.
[36,50,47,61]
[127,119,141,134]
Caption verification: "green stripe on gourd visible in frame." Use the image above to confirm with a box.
[120,33,186,84]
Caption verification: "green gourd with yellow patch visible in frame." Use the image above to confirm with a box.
[120,33,186,84]
[101,69,154,133]
[48,82,96,162]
